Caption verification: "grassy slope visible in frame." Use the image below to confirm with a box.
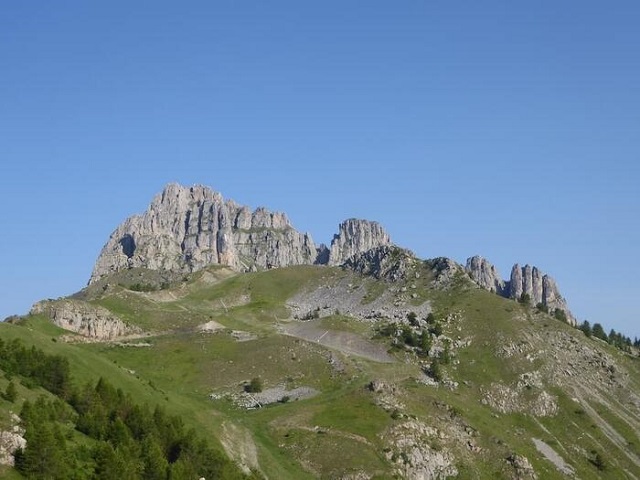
[84,266,396,478]
[3,265,640,479]
[426,284,640,479]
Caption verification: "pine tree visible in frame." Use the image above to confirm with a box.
[169,458,198,479]
[4,381,17,402]
[579,320,592,337]
[419,330,432,356]
[592,323,608,341]
[94,442,140,480]
[429,359,443,382]
[141,437,169,480]
[18,422,69,479]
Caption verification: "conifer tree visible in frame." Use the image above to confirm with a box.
[4,380,17,402]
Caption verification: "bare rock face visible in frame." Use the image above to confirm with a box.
[31,299,140,339]
[426,257,466,289]
[509,264,575,325]
[465,255,575,326]
[342,245,415,281]
[506,454,538,480]
[90,184,318,283]
[383,420,458,479]
[0,414,25,467]
[465,256,506,294]
[328,219,391,266]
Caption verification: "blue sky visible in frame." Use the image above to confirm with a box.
[1,2,639,337]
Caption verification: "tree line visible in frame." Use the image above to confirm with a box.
[577,321,640,353]
[0,338,256,479]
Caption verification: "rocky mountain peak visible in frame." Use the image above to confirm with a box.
[509,264,575,324]
[328,218,391,266]
[90,185,394,284]
[89,183,316,283]
[343,245,415,281]
[89,183,576,327]
[465,255,575,325]
[465,256,506,295]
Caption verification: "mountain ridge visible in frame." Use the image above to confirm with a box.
[2,182,640,477]
[90,182,576,325]
[90,183,393,284]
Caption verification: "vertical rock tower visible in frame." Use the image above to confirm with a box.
[328,219,391,266]
[465,256,575,325]
[509,264,574,324]
[465,256,506,295]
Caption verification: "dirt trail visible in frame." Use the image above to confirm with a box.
[280,319,394,363]
[219,421,260,475]
[531,438,575,476]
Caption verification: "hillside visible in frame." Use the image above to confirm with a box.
[1,184,639,479]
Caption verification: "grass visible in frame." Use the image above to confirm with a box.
[312,388,391,440]
[592,400,640,456]
[4,264,640,479]
[320,315,373,335]
[361,278,386,305]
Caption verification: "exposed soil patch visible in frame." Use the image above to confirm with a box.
[230,330,258,342]
[532,438,575,476]
[219,421,260,474]
[197,320,225,333]
[280,319,394,363]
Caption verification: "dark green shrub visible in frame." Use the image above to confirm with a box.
[245,377,263,393]
[3,381,17,402]
[553,308,567,322]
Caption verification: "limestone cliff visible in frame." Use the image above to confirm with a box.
[343,245,415,281]
[0,414,25,467]
[328,219,391,266]
[90,184,317,283]
[31,299,140,339]
[88,183,577,327]
[465,256,506,295]
[509,264,575,325]
[465,255,575,325]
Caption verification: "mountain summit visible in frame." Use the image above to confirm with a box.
[4,183,639,479]
[90,183,391,284]
[90,183,575,324]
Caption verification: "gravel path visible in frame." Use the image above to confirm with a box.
[280,319,394,363]
[532,438,575,476]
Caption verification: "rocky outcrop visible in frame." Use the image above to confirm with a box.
[90,185,394,283]
[0,414,25,467]
[465,256,505,294]
[509,264,575,325]
[31,299,140,339]
[426,257,466,289]
[383,420,458,479]
[328,219,391,266]
[88,183,577,327]
[90,184,318,283]
[465,256,575,326]
[506,454,537,479]
[342,245,415,281]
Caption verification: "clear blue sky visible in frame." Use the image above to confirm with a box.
[1,2,638,337]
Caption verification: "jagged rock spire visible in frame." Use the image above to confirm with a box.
[90,183,317,283]
[328,219,391,266]
[90,184,393,284]
[465,256,506,295]
[466,255,575,325]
